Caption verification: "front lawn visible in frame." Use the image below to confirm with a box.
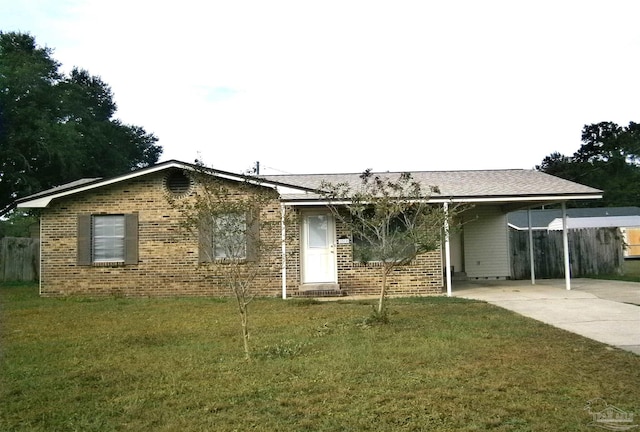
[1,283,639,431]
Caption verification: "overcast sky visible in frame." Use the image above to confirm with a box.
[4,0,639,175]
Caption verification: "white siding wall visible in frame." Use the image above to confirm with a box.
[443,228,464,273]
[463,206,511,279]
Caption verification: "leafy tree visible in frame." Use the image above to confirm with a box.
[321,170,457,319]
[576,122,640,165]
[0,32,162,212]
[0,210,39,237]
[537,121,640,207]
[168,163,291,360]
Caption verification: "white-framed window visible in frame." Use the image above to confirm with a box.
[352,214,416,263]
[199,211,258,263]
[212,213,247,259]
[77,213,138,265]
[92,215,126,262]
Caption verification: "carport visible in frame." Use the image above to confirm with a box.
[443,194,602,297]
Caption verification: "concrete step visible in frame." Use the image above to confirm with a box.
[293,289,345,298]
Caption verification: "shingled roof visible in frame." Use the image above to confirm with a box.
[10,160,314,213]
[262,169,602,202]
[10,163,602,213]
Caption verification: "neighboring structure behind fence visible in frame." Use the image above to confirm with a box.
[510,228,623,279]
[0,237,40,282]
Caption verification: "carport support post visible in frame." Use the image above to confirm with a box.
[444,202,452,297]
[562,202,571,290]
[281,203,287,299]
[528,208,536,285]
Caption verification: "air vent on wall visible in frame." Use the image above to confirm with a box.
[165,170,191,195]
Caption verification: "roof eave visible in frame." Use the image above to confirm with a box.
[14,161,189,209]
[14,160,316,210]
[280,193,603,206]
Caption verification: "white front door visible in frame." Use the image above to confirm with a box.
[302,212,337,284]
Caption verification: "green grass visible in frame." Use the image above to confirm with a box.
[625,259,640,274]
[2,283,639,431]
[588,273,640,283]
[586,259,640,282]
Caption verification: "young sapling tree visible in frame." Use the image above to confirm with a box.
[168,163,284,360]
[321,170,457,318]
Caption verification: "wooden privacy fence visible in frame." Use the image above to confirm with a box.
[510,228,624,279]
[0,237,40,282]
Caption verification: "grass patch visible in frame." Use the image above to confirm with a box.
[588,259,640,282]
[624,259,640,276]
[586,273,640,283]
[2,283,639,431]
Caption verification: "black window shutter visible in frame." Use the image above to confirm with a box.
[77,214,92,265]
[246,210,260,262]
[124,213,139,265]
[199,215,213,263]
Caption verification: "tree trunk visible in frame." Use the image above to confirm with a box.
[377,266,389,313]
[240,307,250,361]
[234,287,251,361]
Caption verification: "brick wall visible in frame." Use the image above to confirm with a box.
[39,172,444,298]
[335,251,444,296]
[40,170,284,297]
[284,208,444,296]
[335,217,443,296]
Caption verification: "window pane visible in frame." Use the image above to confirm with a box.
[352,215,415,262]
[93,215,125,262]
[308,215,328,248]
[213,213,246,259]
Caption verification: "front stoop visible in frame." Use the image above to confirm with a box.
[295,283,343,298]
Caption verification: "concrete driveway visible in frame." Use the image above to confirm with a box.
[452,278,640,355]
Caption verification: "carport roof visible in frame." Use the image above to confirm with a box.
[509,206,640,230]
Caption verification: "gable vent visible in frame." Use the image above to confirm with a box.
[165,170,192,195]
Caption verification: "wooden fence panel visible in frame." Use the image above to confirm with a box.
[0,237,40,282]
[510,228,623,279]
